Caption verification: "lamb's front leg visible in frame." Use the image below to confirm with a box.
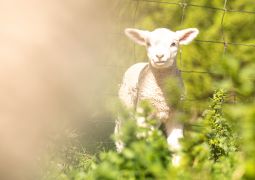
[165,121,183,166]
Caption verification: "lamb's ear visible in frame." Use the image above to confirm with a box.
[176,28,199,45]
[124,28,149,46]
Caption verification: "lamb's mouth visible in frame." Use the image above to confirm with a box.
[153,60,168,65]
[155,61,165,65]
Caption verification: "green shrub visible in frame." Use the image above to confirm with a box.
[86,102,173,180]
[85,89,239,180]
[42,55,255,179]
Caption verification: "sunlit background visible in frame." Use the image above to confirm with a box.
[0,0,127,179]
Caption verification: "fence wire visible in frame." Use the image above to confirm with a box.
[104,0,255,71]
[92,0,255,129]
[104,0,254,94]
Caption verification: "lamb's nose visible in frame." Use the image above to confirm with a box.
[156,54,164,59]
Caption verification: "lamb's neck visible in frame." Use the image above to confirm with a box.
[149,63,179,84]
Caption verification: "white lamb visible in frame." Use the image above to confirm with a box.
[116,27,199,165]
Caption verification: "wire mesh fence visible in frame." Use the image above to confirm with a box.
[104,0,254,93]
[85,0,255,148]
[114,0,255,67]
[102,0,255,104]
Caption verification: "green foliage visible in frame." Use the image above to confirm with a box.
[45,89,244,180]
[217,56,255,179]
[180,89,239,180]
[204,90,237,161]
[86,102,173,180]
[42,55,255,180]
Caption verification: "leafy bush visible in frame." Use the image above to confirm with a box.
[180,89,239,180]
[47,89,240,180]
[86,102,172,179]
[42,53,255,179]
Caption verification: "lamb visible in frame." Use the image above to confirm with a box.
[116,27,199,165]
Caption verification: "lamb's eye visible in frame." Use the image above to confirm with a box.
[146,41,151,47]
[170,42,176,47]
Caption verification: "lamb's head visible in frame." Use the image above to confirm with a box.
[125,28,199,69]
